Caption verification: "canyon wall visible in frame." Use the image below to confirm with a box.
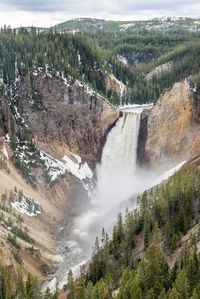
[16,73,119,162]
[0,73,119,280]
[138,79,200,169]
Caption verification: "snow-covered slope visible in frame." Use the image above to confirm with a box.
[40,151,93,182]
[149,161,187,189]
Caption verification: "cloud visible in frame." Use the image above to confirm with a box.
[0,0,199,27]
[1,0,199,13]
[0,0,66,12]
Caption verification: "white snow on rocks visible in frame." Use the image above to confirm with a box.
[11,194,42,217]
[4,133,11,143]
[119,23,135,31]
[62,155,93,180]
[117,55,128,65]
[14,105,25,123]
[109,74,126,99]
[190,82,197,93]
[40,151,93,183]
[2,145,9,160]
[150,161,187,188]
[43,277,57,294]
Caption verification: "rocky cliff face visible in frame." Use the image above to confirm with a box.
[0,97,12,141]
[0,72,119,280]
[139,79,200,168]
[12,71,119,222]
[16,73,119,162]
[0,97,13,162]
[104,74,126,98]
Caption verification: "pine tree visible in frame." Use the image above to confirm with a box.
[91,284,100,299]
[139,241,169,297]
[130,273,142,299]
[174,269,189,299]
[158,288,167,299]
[75,282,85,299]
[119,268,133,299]
[68,270,75,299]
[191,288,199,299]
[168,287,179,299]
[84,281,93,299]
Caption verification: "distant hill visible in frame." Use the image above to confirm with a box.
[52,17,200,34]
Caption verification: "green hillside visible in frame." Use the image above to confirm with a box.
[53,17,200,35]
[1,25,200,106]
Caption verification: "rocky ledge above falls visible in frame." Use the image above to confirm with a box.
[138,79,200,169]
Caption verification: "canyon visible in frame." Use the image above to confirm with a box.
[1,71,200,289]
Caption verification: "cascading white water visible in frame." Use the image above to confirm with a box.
[101,112,141,174]
[95,109,142,210]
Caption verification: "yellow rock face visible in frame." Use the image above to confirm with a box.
[145,79,200,168]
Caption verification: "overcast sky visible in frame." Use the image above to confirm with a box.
[0,0,200,28]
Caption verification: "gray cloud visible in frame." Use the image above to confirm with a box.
[1,0,200,13]
[0,0,200,27]
[0,0,69,12]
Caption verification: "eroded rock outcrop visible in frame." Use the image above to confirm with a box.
[140,79,200,168]
[16,73,119,162]
[145,61,173,81]
[0,97,13,160]
[0,97,12,140]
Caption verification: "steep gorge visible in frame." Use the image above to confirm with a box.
[1,72,200,286]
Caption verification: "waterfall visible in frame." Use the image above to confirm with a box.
[96,109,142,210]
[101,111,141,174]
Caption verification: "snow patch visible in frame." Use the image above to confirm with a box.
[14,105,25,124]
[110,74,126,99]
[150,161,187,188]
[11,194,42,217]
[40,151,93,183]
[43,277,57,294]
[117,54,128,65]
[4,133,11,143]
[119,23,135,31]
[63,155,93,180]
[2,145,9,160]
[190,82,197,93]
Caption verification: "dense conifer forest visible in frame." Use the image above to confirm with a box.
[0,25,200,105]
